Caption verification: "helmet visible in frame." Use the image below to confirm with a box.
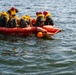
[43,11,48,15]
[38,12,42,14]
[11,7,15,10]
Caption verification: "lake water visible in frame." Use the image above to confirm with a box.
[0,0,76,75]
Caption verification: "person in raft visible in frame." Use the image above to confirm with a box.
[33,12,54,38]
[43,11,54,26]
[35,12,44,27]
[0,12,9,27]
[6,7,19,28]
[7,7,18,19]
[19,15,31,28]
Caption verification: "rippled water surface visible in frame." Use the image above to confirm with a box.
[0,0,76,75]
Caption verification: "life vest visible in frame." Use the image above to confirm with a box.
[21,15,31,21]
[19,15,31,27]
[36,13,44,27]
[1,12,8,17]
[36,14,44,19]
[10,10,17,16]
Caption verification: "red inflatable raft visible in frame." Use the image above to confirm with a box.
[0,25,61,37]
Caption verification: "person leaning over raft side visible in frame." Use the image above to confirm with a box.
[0,12,9,27]
[43,11,54,26]
[6,7,19,28]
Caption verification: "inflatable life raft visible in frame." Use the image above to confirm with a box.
[0,25,61,37]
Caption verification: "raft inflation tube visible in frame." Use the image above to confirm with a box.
[43,25,61,33]
[0,25,61,37]
[0,27,37,37]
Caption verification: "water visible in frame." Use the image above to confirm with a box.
[0,0,76,75]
